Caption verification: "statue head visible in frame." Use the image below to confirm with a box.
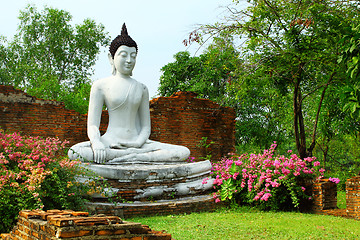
[109,23,138,76]
[109,23,138,59]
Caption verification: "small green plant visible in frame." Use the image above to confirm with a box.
[170,191,176,199]
[110,194,132,205]
[147,195,155,202]
[196,137,215,160]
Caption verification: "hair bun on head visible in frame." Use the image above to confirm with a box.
[109,23,138,58]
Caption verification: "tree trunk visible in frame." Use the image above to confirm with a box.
[293,63,308,159]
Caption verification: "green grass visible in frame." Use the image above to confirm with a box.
[338,191,346,209]
[127,206,360,240]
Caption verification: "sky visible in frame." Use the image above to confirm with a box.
[0,0,245,99]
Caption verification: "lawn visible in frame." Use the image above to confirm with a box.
[128,194,359,240]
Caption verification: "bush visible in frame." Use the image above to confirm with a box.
[205,142,325,211]
[0,130,101,233]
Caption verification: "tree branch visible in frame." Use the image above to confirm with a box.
[307,71,336,154]
[263,0,289,32]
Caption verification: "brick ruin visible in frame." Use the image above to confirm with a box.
[1,210,171,240]
[310,177,360,220]
[0,85,235,160]
[345,176,360,219]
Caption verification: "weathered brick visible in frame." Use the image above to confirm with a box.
[70,211,89,217]
[57,230,92,238]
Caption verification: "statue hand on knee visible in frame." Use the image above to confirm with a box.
[91,141,106,163]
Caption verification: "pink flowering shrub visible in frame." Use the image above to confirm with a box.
[0,129,100,233]
[329,177,340,184]
[207,142,325,211]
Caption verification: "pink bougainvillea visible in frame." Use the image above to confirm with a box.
[206,142,325,209]
[0,129,81,209]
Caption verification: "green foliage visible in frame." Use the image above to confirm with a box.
[338,23,360,120]
[158,34,242,105]
[0,130,103,233]
[342,85,360,120]
[0,5,110,113]
[339,23,360,79]
[196,137,215,160]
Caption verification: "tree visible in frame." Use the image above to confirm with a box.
[158,34,242,104]
[0,5,110,113]
[179,0,360,158]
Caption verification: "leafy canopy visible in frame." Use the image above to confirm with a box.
[0,5,110,113]
[158,34,242,104]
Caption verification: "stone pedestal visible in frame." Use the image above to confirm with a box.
[86,195,219,219]
[81,160,214,201]
[78,160,216,217]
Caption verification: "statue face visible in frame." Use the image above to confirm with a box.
[113,45,137,76]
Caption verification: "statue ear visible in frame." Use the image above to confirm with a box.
[108,53,116,75]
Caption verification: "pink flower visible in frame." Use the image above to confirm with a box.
[233,172,239,179]
[202,177,209,185]
[235,160,242,166]
[301,187,306,191]
[313,161,320,167]
[281,168,290,175]
[215,198,221,203]
[271,181,280,187]
[213,178,223,185]
[261,193,271,201]
[329,177,340,184]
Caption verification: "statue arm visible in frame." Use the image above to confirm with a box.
[136,85,151,145]
[87,82,106,163]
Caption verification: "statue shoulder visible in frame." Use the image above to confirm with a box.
[132,79,148,93]
[91,77,112,91]
[140,82,148,92]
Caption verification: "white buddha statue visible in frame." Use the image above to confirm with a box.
[68,24,190,164]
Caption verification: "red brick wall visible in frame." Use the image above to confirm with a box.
[0,85,235,160]
[346,176,360,220]
[0,85,86,145]
[150,91,235,160]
